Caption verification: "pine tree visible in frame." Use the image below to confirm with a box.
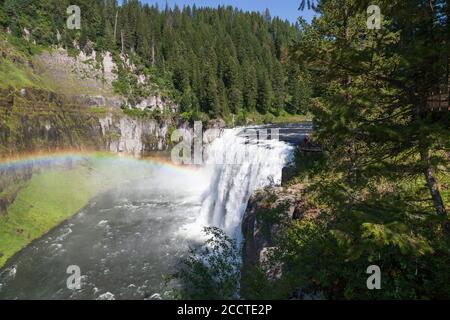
[296,0,449,215]
[257,70,273,114]
[242,61,258,111]
[271,60,286,115]
[202,66,220,117]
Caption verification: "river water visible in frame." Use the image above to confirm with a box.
[0,123,312,300]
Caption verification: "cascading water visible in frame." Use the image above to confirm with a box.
[197,127,294,242]
[0,124,306,299]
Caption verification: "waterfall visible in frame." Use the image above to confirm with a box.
[197,127,293,242]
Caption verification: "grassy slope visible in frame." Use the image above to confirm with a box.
[0,35,53,90]
[0,166,102,267]
[269,113,313,124]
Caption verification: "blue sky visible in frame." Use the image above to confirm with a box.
[141,0,316,24]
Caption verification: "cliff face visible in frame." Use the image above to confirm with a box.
[242,184,308,271]
[99,115,171,156]
[241,167,324,299]
[0,87,177,157]
[34,48,178,113]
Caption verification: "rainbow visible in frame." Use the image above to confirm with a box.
[0,149,198,176]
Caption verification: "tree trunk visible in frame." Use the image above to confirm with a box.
[421,148,447,216]
[113,11,118,43]
[121,30,125,53]
[151,35,155,67]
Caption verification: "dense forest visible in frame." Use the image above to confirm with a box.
[0,0,310,120]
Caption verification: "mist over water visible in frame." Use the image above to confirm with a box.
[198,128,293,242]
[0,124,310,300]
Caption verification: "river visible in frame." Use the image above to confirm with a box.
[0,123,312,300]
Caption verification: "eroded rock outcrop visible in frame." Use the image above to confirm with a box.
[35,48,177,112]
[0,87,178,157]
[99,115,173,156]
[242,184,308,269]
[241,174,323,299]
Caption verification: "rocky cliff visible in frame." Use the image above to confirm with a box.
[241,160,324,299]
[0,86,178,157]
[0,32,186,157]
[242,183,309,271]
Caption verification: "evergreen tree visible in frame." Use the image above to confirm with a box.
[257,70,273,114]
[242,61,258,111]
[271,60,286,115]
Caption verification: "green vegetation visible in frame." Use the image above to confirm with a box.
[0,166,101,267]
[0,59,35,89]
[169,227,240,300]
[0,35,51,90]
[239,150,450,300]
[88,106,109,114]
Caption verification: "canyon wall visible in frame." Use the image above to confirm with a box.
[0,87,179,157]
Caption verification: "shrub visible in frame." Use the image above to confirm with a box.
[171,227,240,300]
